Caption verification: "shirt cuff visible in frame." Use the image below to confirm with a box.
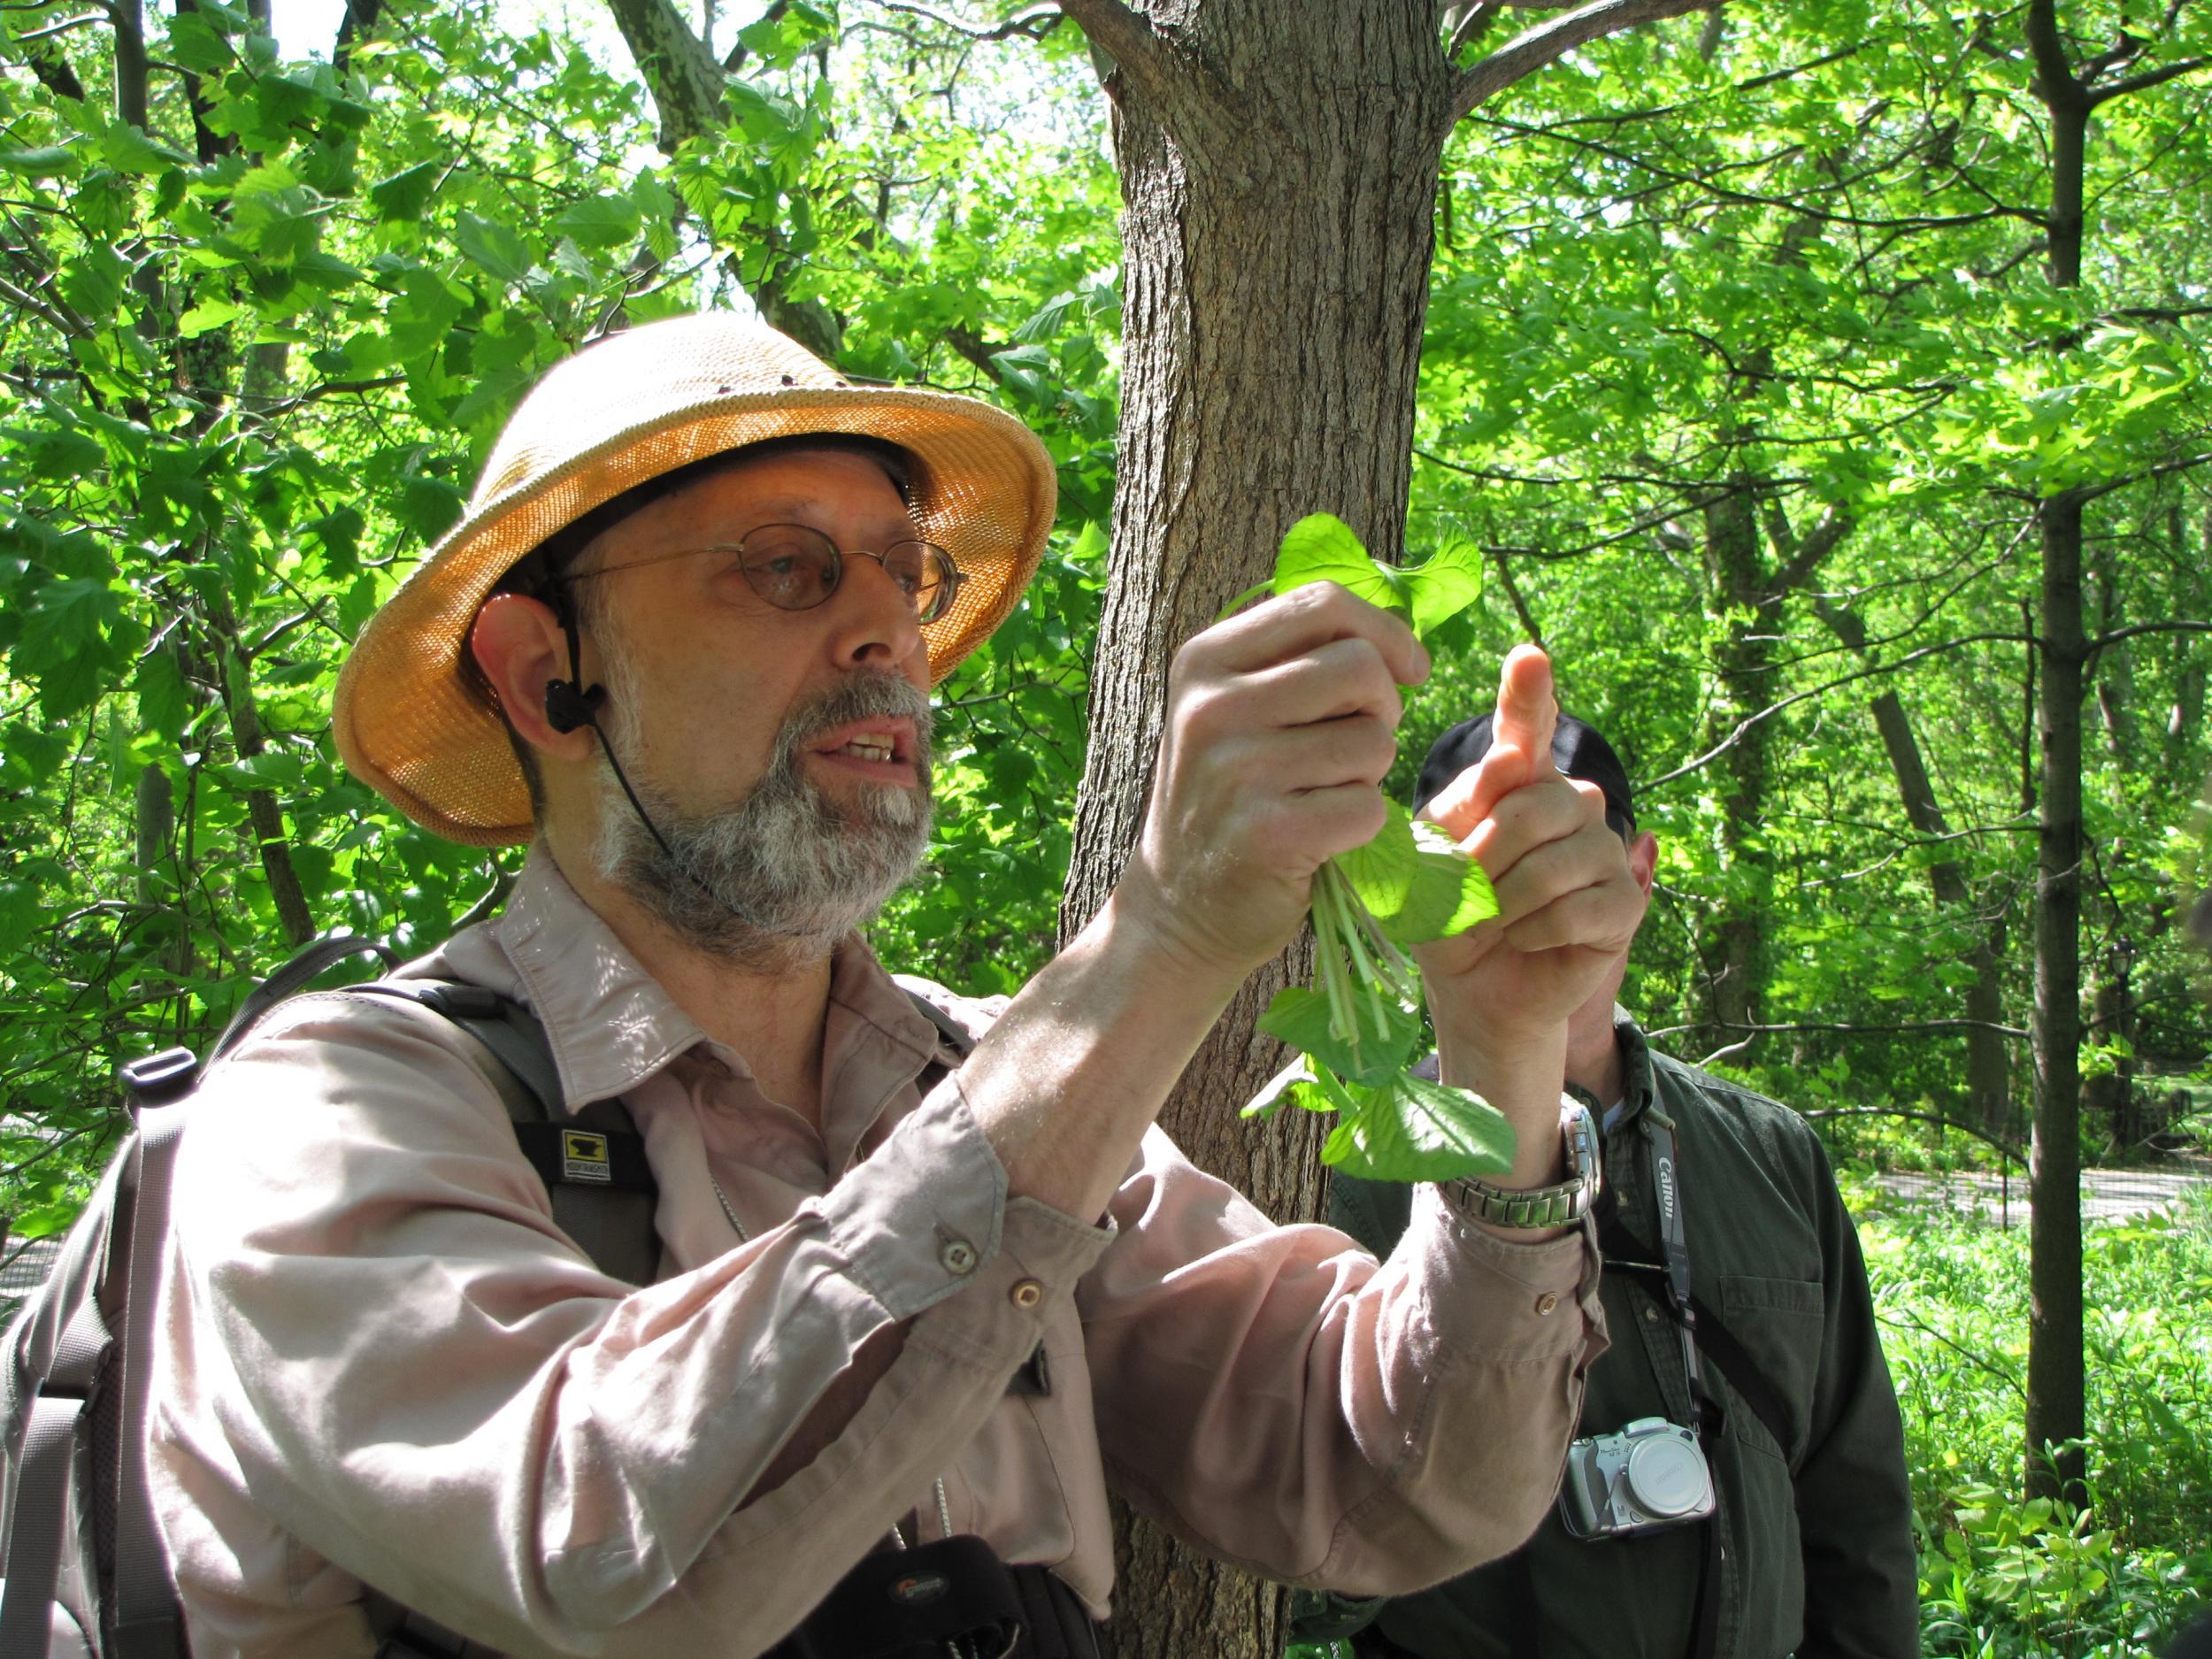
[807,1075,1114,1329]
[1412,1184,1607,1367]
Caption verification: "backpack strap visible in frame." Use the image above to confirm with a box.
[111,1106,193,1658]
[211,935,402,1064]
[346,983,661,1290]
[0,1102,193,1659]
[901,987,977,1066]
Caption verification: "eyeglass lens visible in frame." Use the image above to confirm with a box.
[740,526,956,623]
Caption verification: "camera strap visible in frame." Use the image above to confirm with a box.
[1643,1110,1724,1659]
[1642,1110,1721,1437]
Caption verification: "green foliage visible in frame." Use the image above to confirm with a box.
[0,0,1118,1237]
[3,3,2208,1633]
[1869,1192,2212,1655]
[1241,516,1505,1182]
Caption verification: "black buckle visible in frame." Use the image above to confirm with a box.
[791,1535,1025,1659]
[118,1047,200,1112]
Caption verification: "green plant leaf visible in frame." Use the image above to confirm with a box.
[1258,983,1418,1087]
[0,146,78,179]
[1403,536,1485,638]
[1332,801,1498,945]
[1321,1072,1515,1182]
[1272,512,1407,616]
[368,160,441,223]
[457,212,534,285]
[554,192,643,249]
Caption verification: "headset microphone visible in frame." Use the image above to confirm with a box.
[543,678,606,735]
[537,615,839,941]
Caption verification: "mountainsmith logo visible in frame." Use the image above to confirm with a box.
[1656,1156,1677,1227]
[562,1131,612,1184]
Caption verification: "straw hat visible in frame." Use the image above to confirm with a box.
[333,311,1058,846]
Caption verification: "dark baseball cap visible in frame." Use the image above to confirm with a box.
[1412,710,1637,836]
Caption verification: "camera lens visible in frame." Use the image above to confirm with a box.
[1624,1434,1708,1518]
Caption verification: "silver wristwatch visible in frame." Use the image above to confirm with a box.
[1440,1098,1601,1229]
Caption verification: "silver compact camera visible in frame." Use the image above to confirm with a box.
[1557,1417,1716,1540]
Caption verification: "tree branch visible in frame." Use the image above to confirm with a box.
[2085,618,2212,656]
[1053,0,1182,113]
[12,11,100,41]
[1769,503,1854,596]
[2090,53,2212,106]
[2071,449,2212,504]
[872,0,1060,42]
[1672,1018,2032,1040]
[1445,2,1501,61]
[1640,631,2037,791]
[333,0,384,73]
[1450,0,1717,123]
[2024,0,2088,116]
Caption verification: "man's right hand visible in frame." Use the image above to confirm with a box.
[1115,581,1429,993]
[959,580,1422,1224]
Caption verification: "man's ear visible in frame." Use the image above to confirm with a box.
[1628,829,1659,897]
[469,594,596,764]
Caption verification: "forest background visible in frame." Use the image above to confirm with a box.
[1,0,2209,1653]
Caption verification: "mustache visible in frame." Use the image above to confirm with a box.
[773,673,934,779]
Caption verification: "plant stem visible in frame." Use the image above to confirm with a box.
[1313,868,1362,1050]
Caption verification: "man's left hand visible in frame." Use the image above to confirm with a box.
[1415,645,1647,1086]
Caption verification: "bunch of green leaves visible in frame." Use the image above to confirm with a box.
[1238,515,1509,1182]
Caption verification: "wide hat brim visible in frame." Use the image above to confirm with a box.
[334,323,1057,847]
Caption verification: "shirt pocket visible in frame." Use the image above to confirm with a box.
[1713,1271,1824,1465]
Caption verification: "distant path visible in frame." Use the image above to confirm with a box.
[1,1164,2204,1310]
[1872,1165,2208,1228]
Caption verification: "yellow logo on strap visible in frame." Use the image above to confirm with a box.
[562,1131,612,1183]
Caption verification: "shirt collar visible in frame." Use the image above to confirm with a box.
[490,846,709,1111]
[1608,1005,1658,1130]
[488,844,944,1122]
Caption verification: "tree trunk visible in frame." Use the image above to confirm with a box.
[205,596,317,949]
[1052,6,1456,1651]
[2028,485,2087,1507]
[2024,0,2089,1508]
[1820,600,2013,1135]
[1694,480,1770,1048]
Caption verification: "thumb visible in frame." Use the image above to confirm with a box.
[1419,645,1561,839]
[1492,644,1558,784]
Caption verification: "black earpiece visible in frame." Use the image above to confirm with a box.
[543,679,606,734]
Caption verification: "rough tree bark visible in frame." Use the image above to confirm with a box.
[1046,2,1709,1650]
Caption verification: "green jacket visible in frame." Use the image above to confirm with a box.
[1308,1014,1918,1659]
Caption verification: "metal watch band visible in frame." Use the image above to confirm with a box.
[1442,1099,1600,1230]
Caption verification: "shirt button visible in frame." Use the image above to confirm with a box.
[1534,1292,1559,1316]
[1644,1305,1660,1324]
[1010,1279,1043,1310]
[940,1237,978,1276]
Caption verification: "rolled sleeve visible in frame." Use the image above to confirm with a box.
[1080,1131,1604,1598]
[810,1076,1012,1319]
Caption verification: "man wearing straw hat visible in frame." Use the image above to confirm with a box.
[149,312,1641,1659]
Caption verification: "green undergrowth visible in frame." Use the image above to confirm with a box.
[1870,1186,2212,1656]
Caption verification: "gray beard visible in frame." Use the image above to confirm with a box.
[591,667,935,970]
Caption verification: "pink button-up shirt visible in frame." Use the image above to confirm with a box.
[152,851,1602,1658]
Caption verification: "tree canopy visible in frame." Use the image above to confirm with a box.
[2,0,2208,1630]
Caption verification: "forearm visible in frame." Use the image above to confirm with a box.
[1084,1144,1601,1592]
[959,887,1244,1221]
[1432,1015,1571,1244]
